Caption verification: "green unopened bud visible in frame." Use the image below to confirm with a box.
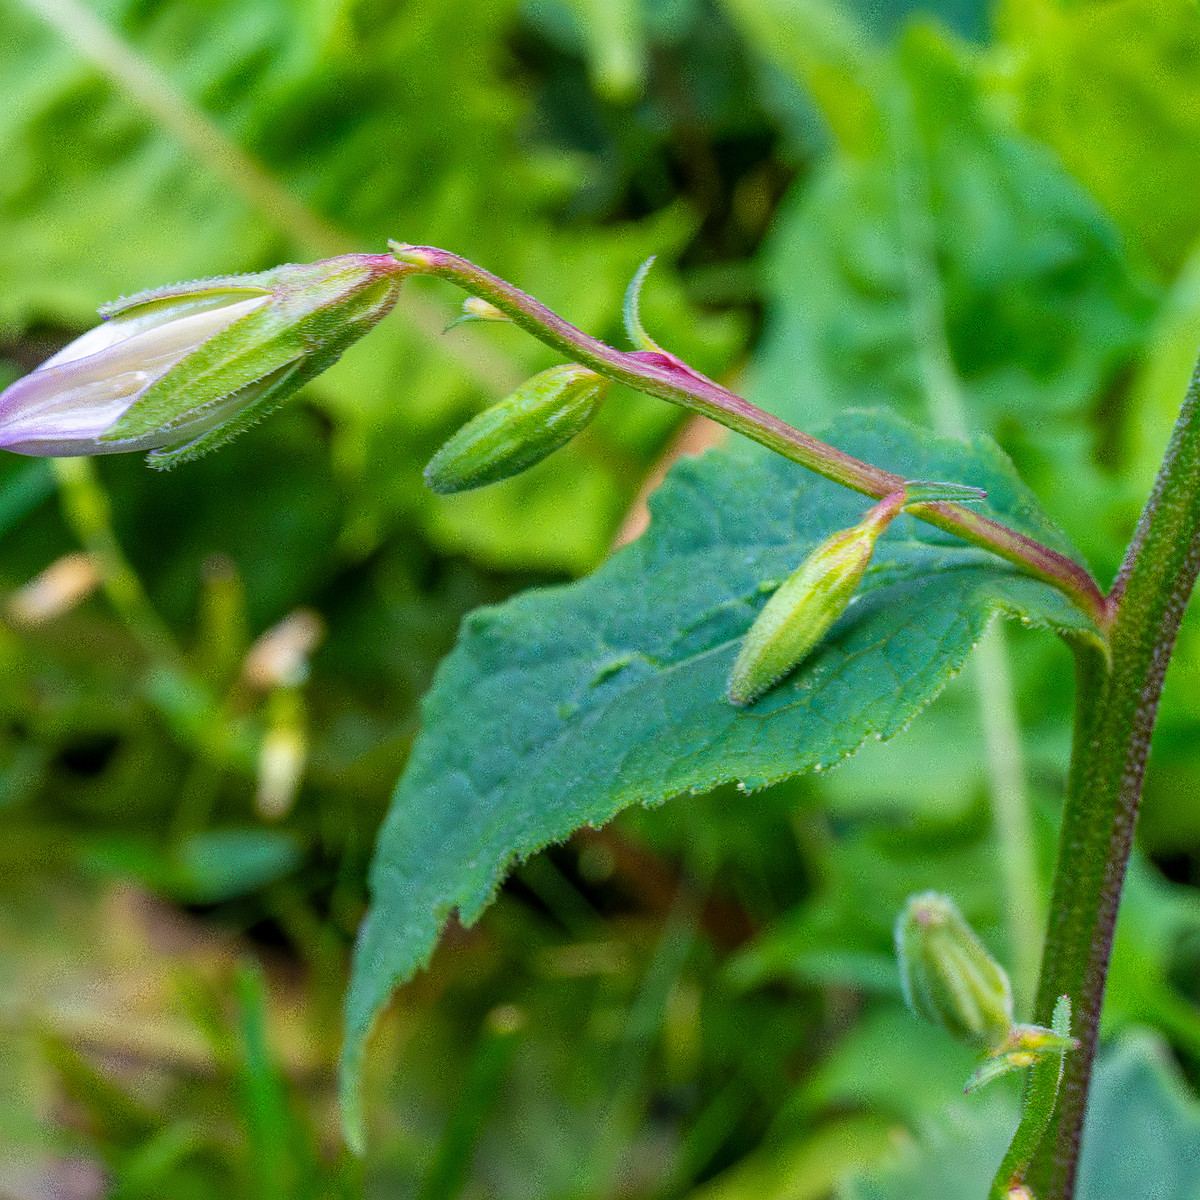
[727,491,904,707]
[424,364,608,494]
[895,891,1014,1049]
[0,254,410,468]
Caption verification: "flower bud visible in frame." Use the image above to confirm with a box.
[445,296,513,330]
[726,491,904,706]
[257,714,307,821]
[423,364,608,494]
[895,891,1014,1050]
[0,254,408,468]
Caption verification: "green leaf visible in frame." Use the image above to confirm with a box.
[340,407,1101,1141]
[997,0,1200,281]
[1076,1031,1200,1200]
[684,1113,900,1200]
[726,791,1003,996]
[84,829,302,904]
[838,1091,1017,1200]
[1104,854,1200,1063]
[744,23,1155,432]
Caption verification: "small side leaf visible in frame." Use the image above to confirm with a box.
[622,256,664,353]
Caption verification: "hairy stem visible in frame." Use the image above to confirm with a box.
[1024,354,1200,1198]
[393,244,1111,630]
[992,999,1073,1199]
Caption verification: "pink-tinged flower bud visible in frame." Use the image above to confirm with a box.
[0,254,409,468]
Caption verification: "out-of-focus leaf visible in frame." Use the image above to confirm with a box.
[739,21,1154,432]
[1127,253,1200,502]
[85,829,302,904]
[1075,1030,1200,1200]
[0,458,54,540]
[684,1113,899,1200]
[530,0,648,99]
[726,803,1001,996]
[174,830,302,904]
[794,1005,983,1123]
[1114,248,1200,848]
[996,0,1200,281]
[719,0,875,154]
[229,963,317,1200]
[838,1094,1016,1200]
[1104,855,1200,1062]
[341,407,1101,1142]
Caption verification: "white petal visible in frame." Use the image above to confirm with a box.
[0,295,270,454]
[43,294,269,368]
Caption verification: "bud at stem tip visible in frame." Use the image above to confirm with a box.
[0,253,410,467]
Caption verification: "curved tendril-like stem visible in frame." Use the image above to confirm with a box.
[391,243,1112,633]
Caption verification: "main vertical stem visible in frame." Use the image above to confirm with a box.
[1024,358,1200,1198]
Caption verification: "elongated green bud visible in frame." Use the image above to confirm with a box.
[424,364,608,493]
[895,892,1014,1049]
[726,491,904,706]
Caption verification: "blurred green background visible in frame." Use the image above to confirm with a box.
[3,0,1200,1195]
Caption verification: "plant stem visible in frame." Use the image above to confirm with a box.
[992,998,1074,1199]
[974,627,1043,1010]
[52,457,248,830]
[19,0,344,257]
[1023,354,1200,1198]
[392,244,1111,630]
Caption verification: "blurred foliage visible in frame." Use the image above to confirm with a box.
[2,0,1200,1196]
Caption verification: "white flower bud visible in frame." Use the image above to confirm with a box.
[0,254,410,467]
